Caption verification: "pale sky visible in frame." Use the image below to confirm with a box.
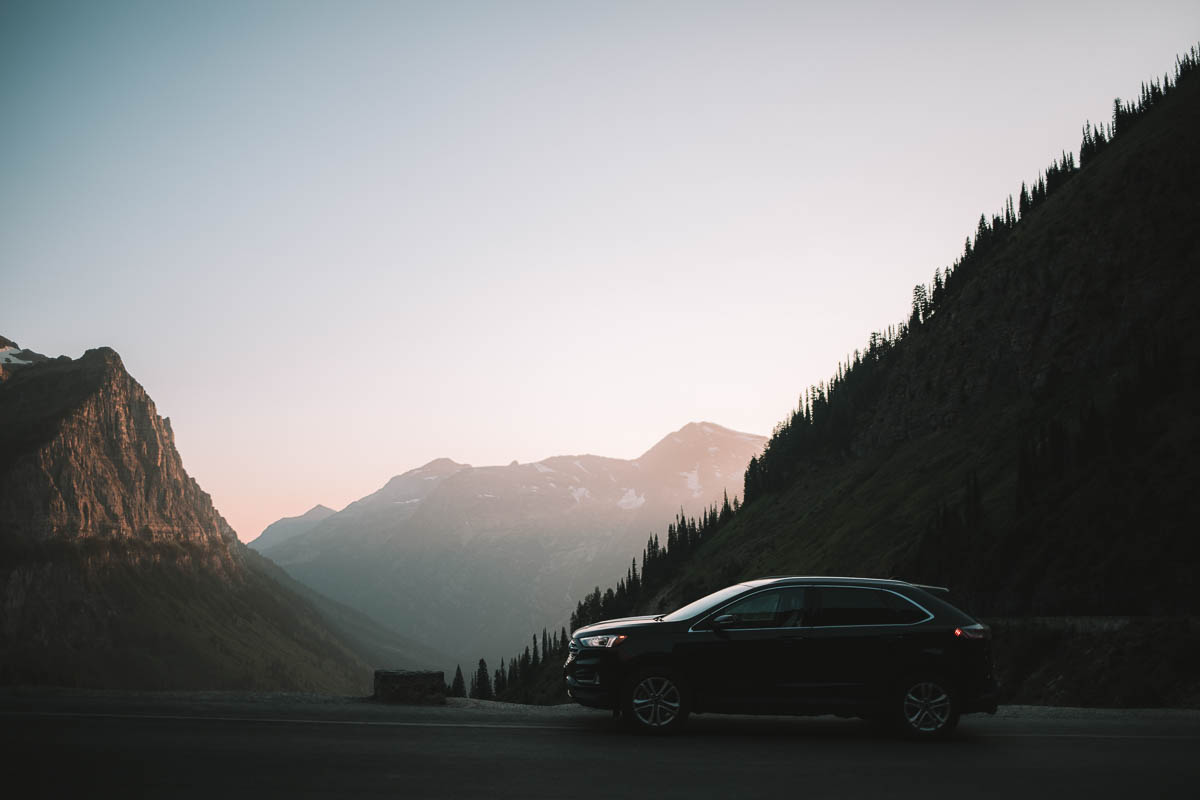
[3,1,1197,540]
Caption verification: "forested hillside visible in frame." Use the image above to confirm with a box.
[474,46,1200,706]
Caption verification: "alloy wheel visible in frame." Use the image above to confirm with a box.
[630,676,682,728]
[903,681,952,733]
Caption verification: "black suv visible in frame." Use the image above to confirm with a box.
[564,577,997,737]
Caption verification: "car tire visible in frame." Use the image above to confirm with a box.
[894,675,959,739]
[623,667,690,734]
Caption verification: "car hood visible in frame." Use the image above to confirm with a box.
[573,615,663,636]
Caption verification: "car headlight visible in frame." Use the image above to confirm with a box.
[578,634,627,648]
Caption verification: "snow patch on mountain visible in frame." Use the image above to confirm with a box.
[0,346,30,365]
[681,467,702,496]
[617,488,645,510]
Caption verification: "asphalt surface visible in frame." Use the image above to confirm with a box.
[3,691,1198,799]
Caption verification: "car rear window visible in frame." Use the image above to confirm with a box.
[813,587,927,626]
[880,589,931,623]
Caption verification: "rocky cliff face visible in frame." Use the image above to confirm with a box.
[0,347,240,576]
[0,343,436,690]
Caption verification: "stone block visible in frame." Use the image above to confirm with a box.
[373,669,446,705]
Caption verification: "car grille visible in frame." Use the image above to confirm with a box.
[573,668,600,686]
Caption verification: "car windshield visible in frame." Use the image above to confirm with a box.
[660,582,764,622]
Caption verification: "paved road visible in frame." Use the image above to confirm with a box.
[3,693,1198,799]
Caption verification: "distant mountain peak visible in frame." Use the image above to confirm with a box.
[381,457,468,488]
[639,421,767,462]
[257,418,770,663]
[301,504,336,519]
[678,421,728,437]
[677,420,766,440]
[249,504,336,550]
[418,457,470,472]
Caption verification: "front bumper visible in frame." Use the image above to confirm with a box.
[564,676,618,709]
[563,647,620,709]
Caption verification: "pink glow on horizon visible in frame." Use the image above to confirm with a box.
[3,2,1195,540]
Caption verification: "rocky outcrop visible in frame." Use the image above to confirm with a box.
[0,342,437,691]
[0,347,240,577]
[373,669,446,705]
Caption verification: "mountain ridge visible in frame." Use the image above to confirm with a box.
[255,420,766,666]
[248,504,337,551]
[0,341,439,690]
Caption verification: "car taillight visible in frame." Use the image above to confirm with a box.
[954,623,990,640]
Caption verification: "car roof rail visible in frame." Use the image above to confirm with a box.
[911,583,951,596]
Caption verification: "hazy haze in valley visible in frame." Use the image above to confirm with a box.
[2,0,1196,540]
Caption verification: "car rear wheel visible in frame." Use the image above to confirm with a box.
[896,676,959,739]
[624,668,689,733]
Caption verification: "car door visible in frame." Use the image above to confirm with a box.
[799,586,905,707]
[681,587,804,712]
[762,586,815,709]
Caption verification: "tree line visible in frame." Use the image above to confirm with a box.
[465,43,1200,704]
[743,43,1198,506]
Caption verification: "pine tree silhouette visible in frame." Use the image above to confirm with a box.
[450,665,466,697]
[472,659,493,700]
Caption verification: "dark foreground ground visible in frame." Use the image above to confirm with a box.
[4,690,1199,799]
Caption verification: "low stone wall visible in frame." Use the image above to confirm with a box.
[987,617,1200,707]
[372,670,446,705]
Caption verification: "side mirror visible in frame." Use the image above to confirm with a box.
[712,614,738,628]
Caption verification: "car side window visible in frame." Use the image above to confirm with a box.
[880,590,930,623]
[717,588,807,629]
[812,587,901,627]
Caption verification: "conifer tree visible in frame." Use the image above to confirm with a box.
[450,665,466,697]
[473,658,493,700]
[494,659,507,695]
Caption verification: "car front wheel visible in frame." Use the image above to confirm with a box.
[624,668,689,733]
